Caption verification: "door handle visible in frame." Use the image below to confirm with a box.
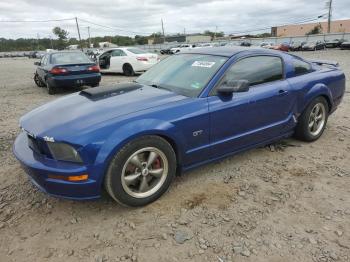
[278,89,288,96]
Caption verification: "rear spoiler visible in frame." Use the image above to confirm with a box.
[309,59,339,67]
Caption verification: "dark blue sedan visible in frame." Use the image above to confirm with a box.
[34,51,101,94]
[14,47,345,206]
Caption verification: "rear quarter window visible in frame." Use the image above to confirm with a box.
[293,59,312,76]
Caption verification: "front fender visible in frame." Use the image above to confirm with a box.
[94,118,183,180]
[301,83,333,113]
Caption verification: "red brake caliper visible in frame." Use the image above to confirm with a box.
[153,157,161,169]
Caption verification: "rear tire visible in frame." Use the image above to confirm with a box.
[46,82,56,95]
[123,64,135,76]
[295,97,329,142]
[104,135,176,207]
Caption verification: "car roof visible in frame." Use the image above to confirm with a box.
[49,50,84,55]
[106,47,135,50]
[181,46,284,57]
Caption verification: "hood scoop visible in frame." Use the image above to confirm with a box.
[80,83,142,100]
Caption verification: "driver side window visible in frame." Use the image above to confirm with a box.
[211,55,283,96]
[223,56,283,87]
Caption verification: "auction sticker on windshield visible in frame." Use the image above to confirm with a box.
[192,61,216,68]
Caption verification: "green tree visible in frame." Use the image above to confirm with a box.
[204,30,224,40]
[306,24,322,35]
[134,35,148,45]
[52,27,69,49]
[52,27,69,40]
[148,32,163,44]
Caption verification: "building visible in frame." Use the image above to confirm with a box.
[271,19,350,37]
[185,34,211,43]
[98,42,118,48]
[148,34,211,45]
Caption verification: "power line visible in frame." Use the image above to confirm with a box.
[226,15,327,35]
[0,18,75,23]
[77,18,152,36]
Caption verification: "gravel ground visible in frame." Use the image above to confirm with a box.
[0,50,349,262]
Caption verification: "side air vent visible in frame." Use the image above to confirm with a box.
[80,83,142,100]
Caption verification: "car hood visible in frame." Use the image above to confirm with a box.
[20,84,188,139]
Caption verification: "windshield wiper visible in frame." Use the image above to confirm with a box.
[150,83,172,92]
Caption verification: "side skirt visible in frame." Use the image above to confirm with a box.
[181,131,294,174]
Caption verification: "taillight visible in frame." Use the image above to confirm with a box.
[87,65,100,72]
[136,57,148,61]
[50,67,68,75]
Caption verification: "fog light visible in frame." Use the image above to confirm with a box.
[48,174,88,182]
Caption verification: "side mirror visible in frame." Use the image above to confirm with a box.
[34,61,41,66]
[217,80,249,95]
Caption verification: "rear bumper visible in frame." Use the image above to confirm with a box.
[13,132,101,200]
[48,73,101,88]
[133,61,158,72]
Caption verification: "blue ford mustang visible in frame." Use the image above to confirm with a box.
[14,47,345,206]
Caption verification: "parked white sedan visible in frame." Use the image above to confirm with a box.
[170,44,196,54]
[97,48,159,76]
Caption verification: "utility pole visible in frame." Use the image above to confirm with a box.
[49,36,53,49]
[75,17,83,51]
[87,26,91,48]
[327,0,333,33]
[37,33,40,50]
[184,28,186,36]
[214,26,218,40]
[161,18,165,44]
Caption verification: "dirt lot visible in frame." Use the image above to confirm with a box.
[0,50,349,262]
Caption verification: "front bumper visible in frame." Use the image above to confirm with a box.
[48,73,101,88]
[13,132,101,200]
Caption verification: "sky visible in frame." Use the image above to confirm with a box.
[0,0,349,39]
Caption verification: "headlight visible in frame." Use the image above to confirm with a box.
[47,142,83,163]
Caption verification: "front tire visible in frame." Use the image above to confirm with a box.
[104,136,176,206]
[295,97,329,142]
[34,73,45,87]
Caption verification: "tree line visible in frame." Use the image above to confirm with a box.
[0,27,228,52]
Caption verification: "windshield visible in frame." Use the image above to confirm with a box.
[51,52,91,64]
[127,48,148,54]
[136,54,227,97]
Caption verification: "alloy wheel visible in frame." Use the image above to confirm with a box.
[308,103,326,136]
[121,147,168,198]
